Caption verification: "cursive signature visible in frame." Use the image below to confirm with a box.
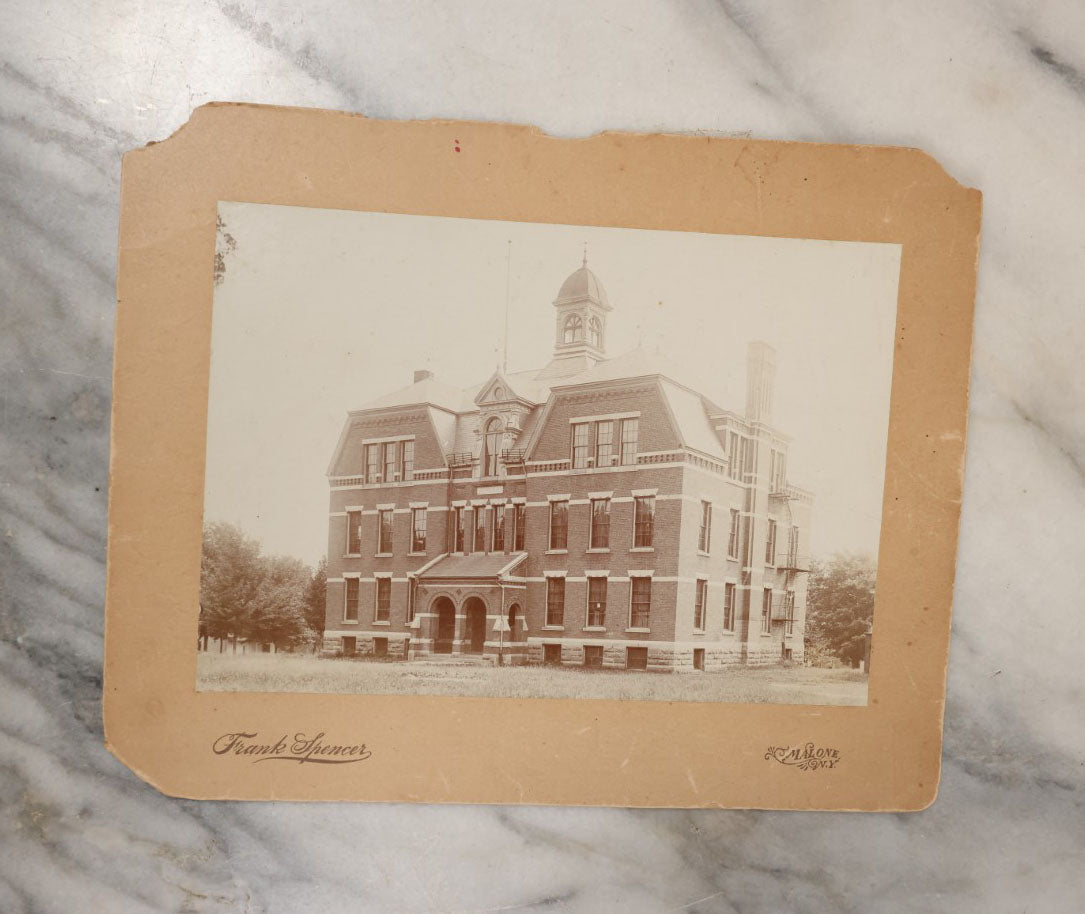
[764,743,840,771]
[212,731,372,765]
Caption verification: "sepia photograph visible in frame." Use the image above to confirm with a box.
[196,202,900,706]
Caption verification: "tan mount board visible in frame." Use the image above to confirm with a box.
[106,103,980,809]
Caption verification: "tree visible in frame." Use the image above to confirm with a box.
[304,557,328,650]
[805,553,876,667]
[248,554,312,650]
[200,522,314,650]
[200,522,265,647]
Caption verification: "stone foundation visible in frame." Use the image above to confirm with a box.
[325,634,799,670]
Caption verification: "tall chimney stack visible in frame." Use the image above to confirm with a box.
[745,341,776,424]
[413,369,433,384]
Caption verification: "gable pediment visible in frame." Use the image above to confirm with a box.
[474,370,527,407]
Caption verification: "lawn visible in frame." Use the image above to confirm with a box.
[196,652,868,706]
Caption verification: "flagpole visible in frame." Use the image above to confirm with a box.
[503,240,511,374]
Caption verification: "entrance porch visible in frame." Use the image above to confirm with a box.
[408,552,528,665]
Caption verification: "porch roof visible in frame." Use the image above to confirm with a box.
[417,552,527,580]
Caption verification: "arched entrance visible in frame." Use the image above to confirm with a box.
[433,596,455,654]
[464,597,487,654]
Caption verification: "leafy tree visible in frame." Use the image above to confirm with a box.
[200,522,314,650]
[305,557,328,644]
[805,553,876,667]
[200,522,265,646]
[248,554,312,649]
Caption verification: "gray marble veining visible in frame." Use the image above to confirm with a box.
[2,1,1084,911]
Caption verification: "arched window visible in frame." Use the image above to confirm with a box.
[563,314,583,343]
[588,316,603,348]
[483,417,503,477]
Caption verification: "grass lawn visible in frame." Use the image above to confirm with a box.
[196,652,868,706]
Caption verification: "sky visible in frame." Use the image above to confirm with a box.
[204,203,901,567]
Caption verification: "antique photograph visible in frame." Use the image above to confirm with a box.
[197,202,900,706]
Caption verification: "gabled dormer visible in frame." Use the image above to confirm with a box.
[473,368,536,476]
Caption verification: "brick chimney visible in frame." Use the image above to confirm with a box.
[744,341,776,424]
[413,369,433,384]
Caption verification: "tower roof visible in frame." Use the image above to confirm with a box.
[553,262,611,310]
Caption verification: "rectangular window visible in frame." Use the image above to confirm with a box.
[365,444,381,483]
[406,578,415,622]
[378,509,393,554]
[411,507,427,553]
[626,647,648,671]
[698,501,712,552]
[788,525,799,566]
[630,576,651,629]
[761,588,772,634]
[589,498,611,549]
[549,500,568,550]
[344,578,359,622]
[723,582,735,631]
[765,519,777,565]
[785,591,796,635]
[514,503,526,551]
[383,441,397,482]
[728,433,741,480]
[620,418,639,465]
[728,509,740,559]
[595,420,614,467]
[571,422,591,469]
[771,450,786,492]
[373,637,388,657]
[375,577,391,622]
[474,506,487,553]
[401,440,414,481]
[693,648,705,671]
[341,636,356,656]
[633,495,655,548]
[346,510,362,554]
[453,506,466,552]
[694,578,707,630]
[584,645,603,668]
[546,577,565,627]
[491,506,505,552]
[587,576,607,627]
[544,643,562,665]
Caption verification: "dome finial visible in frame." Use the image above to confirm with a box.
[582,241,588,267]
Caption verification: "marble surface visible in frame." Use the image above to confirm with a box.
[3,1,1084,911]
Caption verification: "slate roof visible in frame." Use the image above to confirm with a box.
[553,264,611,309]
[342,342,740,468]
[418,552,528,580]
[353,374,473,414]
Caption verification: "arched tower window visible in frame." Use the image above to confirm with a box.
[483,417,503,477]
[563,314,583,344]
[588,316,603,349]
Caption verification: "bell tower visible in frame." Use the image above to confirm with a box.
[543,252,612,378]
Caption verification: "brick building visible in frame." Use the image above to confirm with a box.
[321,258,812,671]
